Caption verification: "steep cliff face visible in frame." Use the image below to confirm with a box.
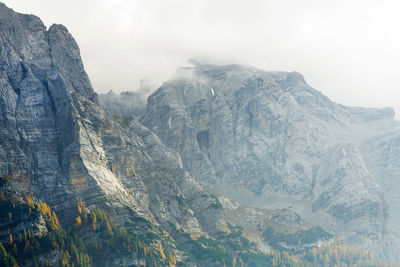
[0,3,229,265]
[143,64,400,258]
[0,3,86,211]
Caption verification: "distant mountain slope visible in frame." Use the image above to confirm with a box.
[142,64,400,259]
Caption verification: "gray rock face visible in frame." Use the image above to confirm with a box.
[143,64,400,258]
[0,3,227,264]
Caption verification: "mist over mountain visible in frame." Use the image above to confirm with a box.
[1,2,400,266]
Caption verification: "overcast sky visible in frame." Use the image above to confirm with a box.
[3,0,400,116]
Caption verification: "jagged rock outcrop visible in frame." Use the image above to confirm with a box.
[143,64,400,259]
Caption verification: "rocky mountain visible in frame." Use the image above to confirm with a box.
[142,64,400,259]
[0,3,238,266]
[1,2,400,266]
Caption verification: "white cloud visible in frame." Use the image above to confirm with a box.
[3,0,400,116]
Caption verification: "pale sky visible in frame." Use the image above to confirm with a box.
[3,0,400,116]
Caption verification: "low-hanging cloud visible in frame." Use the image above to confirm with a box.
[3,0,400,116]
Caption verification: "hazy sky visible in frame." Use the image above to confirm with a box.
[3,0,400,116]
